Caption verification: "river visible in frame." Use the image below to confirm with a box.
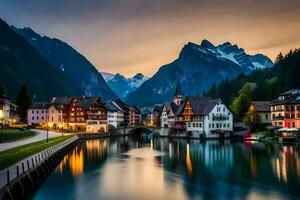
[33,134,300,200]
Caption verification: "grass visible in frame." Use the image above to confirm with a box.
[0,135,73,170]
[0,128,35,142]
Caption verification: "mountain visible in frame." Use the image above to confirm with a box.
[104,73,148,99]
[0,18,82,100]
[125,39,273,107]
[12,26,116,100]
[101,72,116,82]
[205,49,300,106]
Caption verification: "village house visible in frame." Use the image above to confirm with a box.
[104,100,124,128]
[176,96,233,138]
[0,94,10,124]
[27,102,49,125]
[150,105,163,127]
[67,96,108,133]
[271,89,300,128]
[129,106,141,127]
[160,103,178,128]
[248,101,271,124]
[47,97,72,130]
[113,99,130,126]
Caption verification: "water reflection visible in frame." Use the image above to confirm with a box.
[34,135,300,200]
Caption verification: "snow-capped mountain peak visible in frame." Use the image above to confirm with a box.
[198,40,273,71]
[101,72,149,99]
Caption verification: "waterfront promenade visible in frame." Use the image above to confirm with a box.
[0,129,68,152]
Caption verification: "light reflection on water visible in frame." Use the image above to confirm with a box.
[33,135,300,200]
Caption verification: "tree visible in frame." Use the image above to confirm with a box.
[0,85,6,96]
[230,83,252,121]
[244,110,260,131]
[16,84,32,123]
[275,52,283,63]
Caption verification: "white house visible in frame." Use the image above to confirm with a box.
[105,101,124,128]
[0,95,10,124]
[27,102,49,125]
[177,97,233,138]
[160,103,178,128]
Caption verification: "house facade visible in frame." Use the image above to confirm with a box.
[27,102,49,125]
[248,101,271,124]
[271,90,300,128]
[176,97,233,138]
[0,95,10,124]
[105,100,124,128]
[129,106,141,127]
[160,103,178,128]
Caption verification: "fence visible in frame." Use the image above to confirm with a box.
[0,136,78,189]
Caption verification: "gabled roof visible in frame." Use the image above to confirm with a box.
[176,96,221,115]
[113,99,130,112]
[104,101,120,112]
[153,104,163,114]
[50,97,73,110]
[51,97,73,106]
[29,102,49,109]
[76,96,101,110]
[162,102,179,115]
[250,101,270,112]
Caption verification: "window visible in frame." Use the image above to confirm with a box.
[42,117,44,120]
[42,110,44,114]
[209,123,211,128]
[36,110,39,114]
[32,117,34,120]
[265,114,268,120]
[37,116,39,120]
[32,110,34,114]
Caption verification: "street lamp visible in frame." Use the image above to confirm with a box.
[0,109,3,143]
[46,116,49,143]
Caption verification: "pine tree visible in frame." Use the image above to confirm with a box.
[16,84,32,123]
[0,85,6,96]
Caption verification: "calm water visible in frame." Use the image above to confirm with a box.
[33,134,300,200]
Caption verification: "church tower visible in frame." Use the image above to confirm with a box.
[173,79,183,105]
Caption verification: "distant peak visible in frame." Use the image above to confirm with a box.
[132,73,144,79]
[200,39,215,49]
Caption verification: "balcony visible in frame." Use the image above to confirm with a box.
[212,115,228,121]
[272,116,284,120]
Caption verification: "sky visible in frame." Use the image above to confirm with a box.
[1,0,300,77]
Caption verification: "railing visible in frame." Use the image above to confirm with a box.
[272,116,284,120]
[0,136,78,189]
[212,115,228,121]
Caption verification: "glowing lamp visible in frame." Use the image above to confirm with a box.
[0,109,3,121]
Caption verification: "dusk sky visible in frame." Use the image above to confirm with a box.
[1,0,300,77]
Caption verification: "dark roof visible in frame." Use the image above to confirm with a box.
[280,89,300,96]
[153,104,163,114]
[0,94,9,99]
[50,97,73,106]
[131,105,141,113]
[176,96,221,115]
[50,97,73,109]
[77,96,100,110]
[29,102,49,109]
[250,101,270,112]
[113,99,130,112]
[104,101,119,112]
[163,102,179,115]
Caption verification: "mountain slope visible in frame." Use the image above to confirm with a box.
[12,26,116,100]
[105,73,148,99]
[125,40,273,107]
[0,18,82,100]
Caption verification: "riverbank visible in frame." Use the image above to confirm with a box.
[0,136,73,170]
[0,135,79,199]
